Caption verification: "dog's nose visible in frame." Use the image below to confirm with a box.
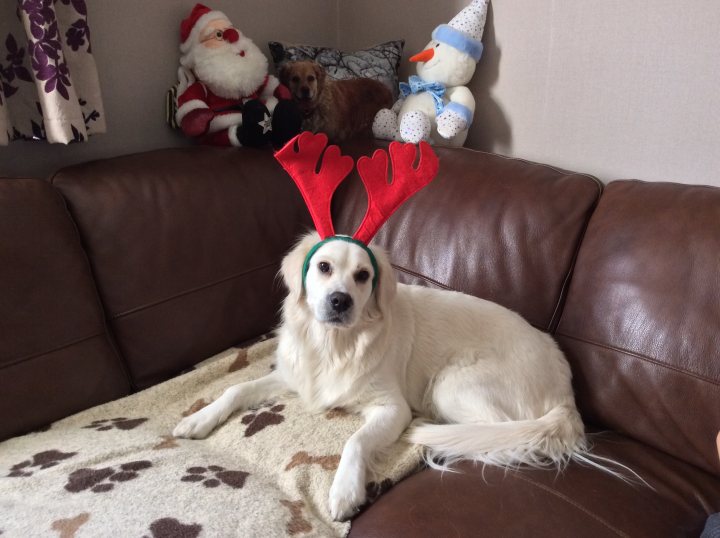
[328,292,353,313]
[301,86,310,98]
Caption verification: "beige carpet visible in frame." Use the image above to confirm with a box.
[0,337,423,537]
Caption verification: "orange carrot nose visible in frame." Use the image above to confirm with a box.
[409,48,435,63]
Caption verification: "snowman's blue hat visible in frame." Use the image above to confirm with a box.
[432,0,487,62]
[432,24,483,62]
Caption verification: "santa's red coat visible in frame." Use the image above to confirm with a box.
[176,75,291,146]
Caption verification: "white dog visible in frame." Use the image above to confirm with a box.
[174,231,591,520]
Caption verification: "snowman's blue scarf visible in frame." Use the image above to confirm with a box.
[399,75,446,116]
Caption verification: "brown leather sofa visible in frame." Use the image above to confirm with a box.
[1,141,718,537]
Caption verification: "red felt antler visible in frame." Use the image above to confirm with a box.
[274,131,354,239]
[353,141,439,244]
[276,133,440,245]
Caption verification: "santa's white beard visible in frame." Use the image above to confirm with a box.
[183,38,268,100]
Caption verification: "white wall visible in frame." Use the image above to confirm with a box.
[481,0,720,186]
[3,1,720,187]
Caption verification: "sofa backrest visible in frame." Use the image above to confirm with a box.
[556,180,720,475]
[333,145,602,332]
[0,178,130,440]
[51,147,312,389]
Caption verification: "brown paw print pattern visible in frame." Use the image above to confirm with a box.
[181,399,210,417]
[7,449,77,477]
[32,423,52,433]
[64,460,152,493]
[83,417,147,431]
[324,407,350,420]
[152,436,179,450]
[227,349,249,372]
[142,517,201,538]
[365,478,394,504]
[180,465,249,489]
[51,512,89,538]
[241,402,285,437]
[279,499,312,536]
[284,451,340,472]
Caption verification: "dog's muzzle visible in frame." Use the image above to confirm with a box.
[321,291,354,325]
[328,292,353,313]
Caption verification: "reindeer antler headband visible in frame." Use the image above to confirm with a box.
[275,131,440,290]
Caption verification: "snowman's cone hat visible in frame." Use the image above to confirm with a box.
[432,0,488,62]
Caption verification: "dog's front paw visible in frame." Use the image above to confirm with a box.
[173,407,222,439]
[328,470,366,521]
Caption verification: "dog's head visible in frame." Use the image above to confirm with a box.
[279,61,326,104]
[280,232,397,329]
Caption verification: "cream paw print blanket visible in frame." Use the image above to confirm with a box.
[0,337,423,537]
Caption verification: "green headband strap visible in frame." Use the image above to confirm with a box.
[302,236,379,291]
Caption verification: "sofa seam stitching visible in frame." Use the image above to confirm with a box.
[110,259,280,320]
[512,473,629,537]
[548,184,603,333]
[53,185,135,391]
[0,331,105,369]
[556,332,720,386]
[452,146,604,188]
[391,264,453,290]
[391,264,545,329]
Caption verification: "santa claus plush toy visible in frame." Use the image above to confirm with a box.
[176,3,300,147]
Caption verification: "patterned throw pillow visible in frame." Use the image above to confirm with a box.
[268,40,404,98]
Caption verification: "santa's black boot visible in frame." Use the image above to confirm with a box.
[270,99,302,148]
[239,99,272,147]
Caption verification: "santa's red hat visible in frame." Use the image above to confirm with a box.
[180,3,232,54]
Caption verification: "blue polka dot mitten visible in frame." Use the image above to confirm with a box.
[436,107,468,140]
[372,108,402,141]
[399,111,432,144]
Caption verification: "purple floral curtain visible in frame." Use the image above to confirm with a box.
[0,0,105,145]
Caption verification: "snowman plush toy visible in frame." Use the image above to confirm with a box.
[373,0,488,147]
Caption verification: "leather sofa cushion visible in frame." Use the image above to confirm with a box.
[0,178,130,440]
[52,147,312,389]
[334,144,602,331]
[556,181,720,475]
[350,432,720,537]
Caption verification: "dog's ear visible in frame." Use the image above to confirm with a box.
[280,231,320,304]
[278,62,292,86]
[369,244,397,317]
[313,63,326,88]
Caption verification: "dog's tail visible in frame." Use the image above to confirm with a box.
[407,404,641,481]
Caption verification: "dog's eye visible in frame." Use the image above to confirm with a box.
[354,269,370,283]
[308,75,315,82]
[318,261,331,274]
[292,76,300,83]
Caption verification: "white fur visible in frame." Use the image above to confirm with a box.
[181,36,268,100]
[174,232,596,520]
